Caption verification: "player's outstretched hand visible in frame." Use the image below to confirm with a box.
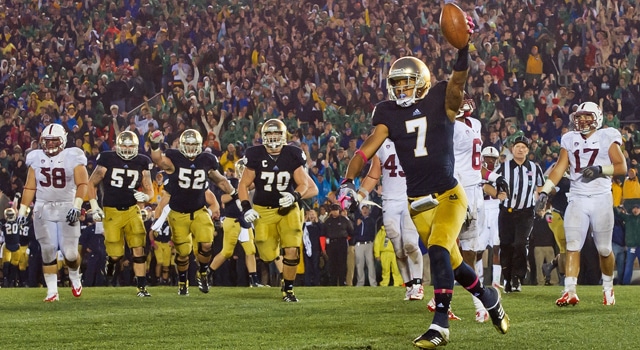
[66,208,81,225]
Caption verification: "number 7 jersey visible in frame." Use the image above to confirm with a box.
[561,128,622,196]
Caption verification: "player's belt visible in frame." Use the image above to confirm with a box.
[113,205,131,211]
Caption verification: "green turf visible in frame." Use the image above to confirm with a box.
[1,285,639,349]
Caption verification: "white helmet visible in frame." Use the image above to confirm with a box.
[481,146,500,159]
[40,123,67,156]
[572,101,602,134]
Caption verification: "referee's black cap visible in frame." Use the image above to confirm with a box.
[512,135,531,148]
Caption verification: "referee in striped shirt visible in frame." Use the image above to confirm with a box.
[495,135,544,292]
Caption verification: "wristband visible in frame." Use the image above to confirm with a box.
[293,191,302,202]
[240,200,252,212]
[601,164,615,176]
[485,171,500,183]
[18,204,28,217]
[149,140,161,151]
[358,188,369,199]
[453,44,469,71]
[541,179,555,195]
[89,198,100,211]
[74,197,84,210]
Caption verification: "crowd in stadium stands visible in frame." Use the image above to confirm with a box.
[2,0,640,288]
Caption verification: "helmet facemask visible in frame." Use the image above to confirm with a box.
[40,124,67,156]
[4,208,16,222]
[179,129,203,158]
[572,102,602,135]
[261,120,287,154]
[387,57,431,107]
[115,131,139,160]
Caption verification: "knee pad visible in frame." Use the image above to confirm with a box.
[175,256,189,267]
[174,241,192,257]
[198,243,212,257]
[44,259,57,267]
[132,256,146,264]
[108,256,121,265]
[65,259,79,269]
[594,240,612,257]
[40,245,57,263]
[282,247,300,266]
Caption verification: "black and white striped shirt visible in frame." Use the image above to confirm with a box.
[495,159,544,210]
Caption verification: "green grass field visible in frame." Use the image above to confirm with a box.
[2,285,639,350]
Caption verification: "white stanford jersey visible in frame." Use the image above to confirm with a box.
[376,139,407,201]
[453,117,483,187]
[26,148,87,202]
[561,128,621,196]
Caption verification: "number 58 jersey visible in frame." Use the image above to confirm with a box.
[561,128,622,196]
[26,148,87,202]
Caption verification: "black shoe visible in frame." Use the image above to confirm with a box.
[137,287,151,297]
[282,291,299,302]
[178,282,189,296]
[483,286,510,334]
[511,278,521,292]
[197,271,209,294]
[413,325,449,349]
[504,281,512,293]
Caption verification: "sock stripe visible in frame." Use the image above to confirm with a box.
[434,289,454,294]
[465,276,479,291]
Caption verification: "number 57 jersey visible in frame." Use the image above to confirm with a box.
[562,128,622,196]
[26,147,87,202]
[96,151,153,208]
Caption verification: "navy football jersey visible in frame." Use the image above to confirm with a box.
[2,219,21,251]
[18,218,30,246]
[245,145,305,207]
[96,151,152,208]
[221,178,242,219]
[372,81,458,197]
[155,221,172,243]
[165,149,220,213]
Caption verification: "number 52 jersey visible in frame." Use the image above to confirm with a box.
[26,147,87,202]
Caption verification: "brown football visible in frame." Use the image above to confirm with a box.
[439,3,470,49]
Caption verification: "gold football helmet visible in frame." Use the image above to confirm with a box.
[4,208,16,222]
[387,56,431,107]
[115,131,139,160]
[140,208,150,221]
[235,156,248,178]
[40,123,67,156]
[178,129,203,158]
[261,119,287,154]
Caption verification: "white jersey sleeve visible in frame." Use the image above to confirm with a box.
[561,128,621,196]
[376,139,407,201]
[453,117,483,187]
[27,148,87,202]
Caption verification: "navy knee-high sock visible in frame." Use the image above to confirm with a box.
[454,261,498,308]
[428,245,454,328]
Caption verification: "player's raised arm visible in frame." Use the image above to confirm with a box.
[445,15,474,122]
[208,168,236,196]
[148,130,175,173]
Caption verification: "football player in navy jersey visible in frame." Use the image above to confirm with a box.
[88,130,155,297]
[238,119,310,302]
[148,128,234,296]
[2,207,21,287]
[338,22,509,348]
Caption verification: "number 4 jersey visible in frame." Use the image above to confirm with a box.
[96,151,153,208]
[562,127,622,196]
[26,147,87,202]
[376,139,407,201]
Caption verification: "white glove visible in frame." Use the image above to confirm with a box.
[134,190,150,203]
[279,192,296,208]
[91,208,105,222]
[243,209,260,223]
[410,194,440,212]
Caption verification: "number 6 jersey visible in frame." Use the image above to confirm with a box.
[561,127,622,196]
[26,147,87,202]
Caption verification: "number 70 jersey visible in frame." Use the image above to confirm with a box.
[561,128,622,196]
[26,148,87,202]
